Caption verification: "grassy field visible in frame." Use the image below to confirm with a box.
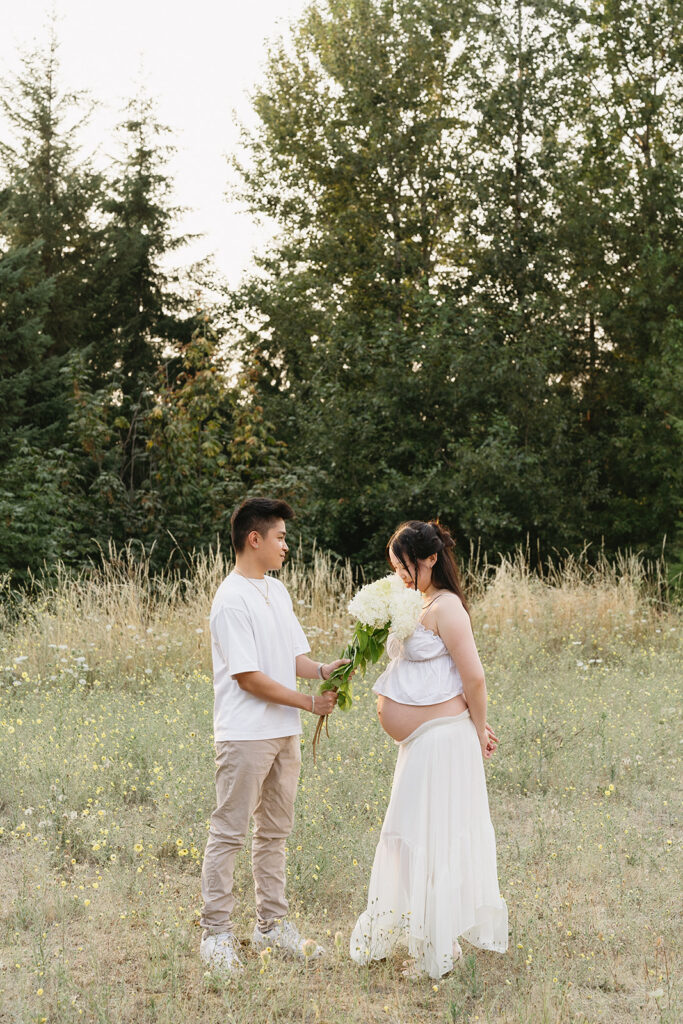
[0,550,680,1023]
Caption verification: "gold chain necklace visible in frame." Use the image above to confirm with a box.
[234,568,270,605]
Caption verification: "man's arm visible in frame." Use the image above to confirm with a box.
[295,654,350,681]
[234,670,337,716]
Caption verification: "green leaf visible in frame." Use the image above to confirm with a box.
[337,690,352,712]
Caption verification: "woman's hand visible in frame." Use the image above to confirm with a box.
[478,722,499,760]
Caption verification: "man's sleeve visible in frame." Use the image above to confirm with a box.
[213,605,260,676]
[291,612,310,657]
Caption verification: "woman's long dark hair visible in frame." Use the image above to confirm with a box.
[387,520,470,615]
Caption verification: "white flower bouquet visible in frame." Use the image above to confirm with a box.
[312,575,423,757]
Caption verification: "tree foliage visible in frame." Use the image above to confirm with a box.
[232,0,683,564]
[0,5,681,579]
[0,38,290,578]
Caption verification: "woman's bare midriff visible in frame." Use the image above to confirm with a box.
[377,693,468,742]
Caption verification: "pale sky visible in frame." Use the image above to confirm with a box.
[1,0,312,286]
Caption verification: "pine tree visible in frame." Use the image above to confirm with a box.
[141,316,293,565]
[0,34,108,574]
[0,34,103,377]
[0,47,203,573]
[95,93,196,399]
[0,239,53,440]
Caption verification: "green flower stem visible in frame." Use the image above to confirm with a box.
[313,623,390,759]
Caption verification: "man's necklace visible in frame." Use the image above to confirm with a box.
[234,568,270,605]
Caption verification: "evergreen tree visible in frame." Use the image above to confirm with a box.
[95,93,196,398]
[0,34,103,389]
[141,316,292,564]
[0,240,74,579]
[0,35,106,575]
[0,239,53,440]
[0,438,85,580]
[74,91,205,540]
[0,50,205,573]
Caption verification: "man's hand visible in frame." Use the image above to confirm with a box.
[322,658,352,680]
[312,690,338,716]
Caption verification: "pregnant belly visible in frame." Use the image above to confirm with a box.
[377,693,468,742]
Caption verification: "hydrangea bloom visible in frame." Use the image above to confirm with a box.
[387,576,423,639]
[348,575,422,638]
[347,575,394,627]
[313,574,423,757]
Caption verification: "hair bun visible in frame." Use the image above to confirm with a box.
[431,521,455,549]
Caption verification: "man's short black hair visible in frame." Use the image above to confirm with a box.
[230,497,295,553]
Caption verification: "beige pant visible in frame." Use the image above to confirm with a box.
[200,734,301,935]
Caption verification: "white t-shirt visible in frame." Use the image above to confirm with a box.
[210,572,310,741]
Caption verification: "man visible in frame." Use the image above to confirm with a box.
[199,497,345,973]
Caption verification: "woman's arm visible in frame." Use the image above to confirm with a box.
[435,596,498,759]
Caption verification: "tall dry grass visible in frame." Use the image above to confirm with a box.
[0,542,676,689]
[469,546,675,649]
[0,543,355,688]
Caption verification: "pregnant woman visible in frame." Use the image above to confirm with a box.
[350,520,508,979]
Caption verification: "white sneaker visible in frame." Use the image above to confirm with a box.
[251,920,324,960]
[199,931,244,974]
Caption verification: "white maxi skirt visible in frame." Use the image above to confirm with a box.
[350,711,508,978]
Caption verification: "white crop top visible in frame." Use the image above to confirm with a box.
[372,623,464,706]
